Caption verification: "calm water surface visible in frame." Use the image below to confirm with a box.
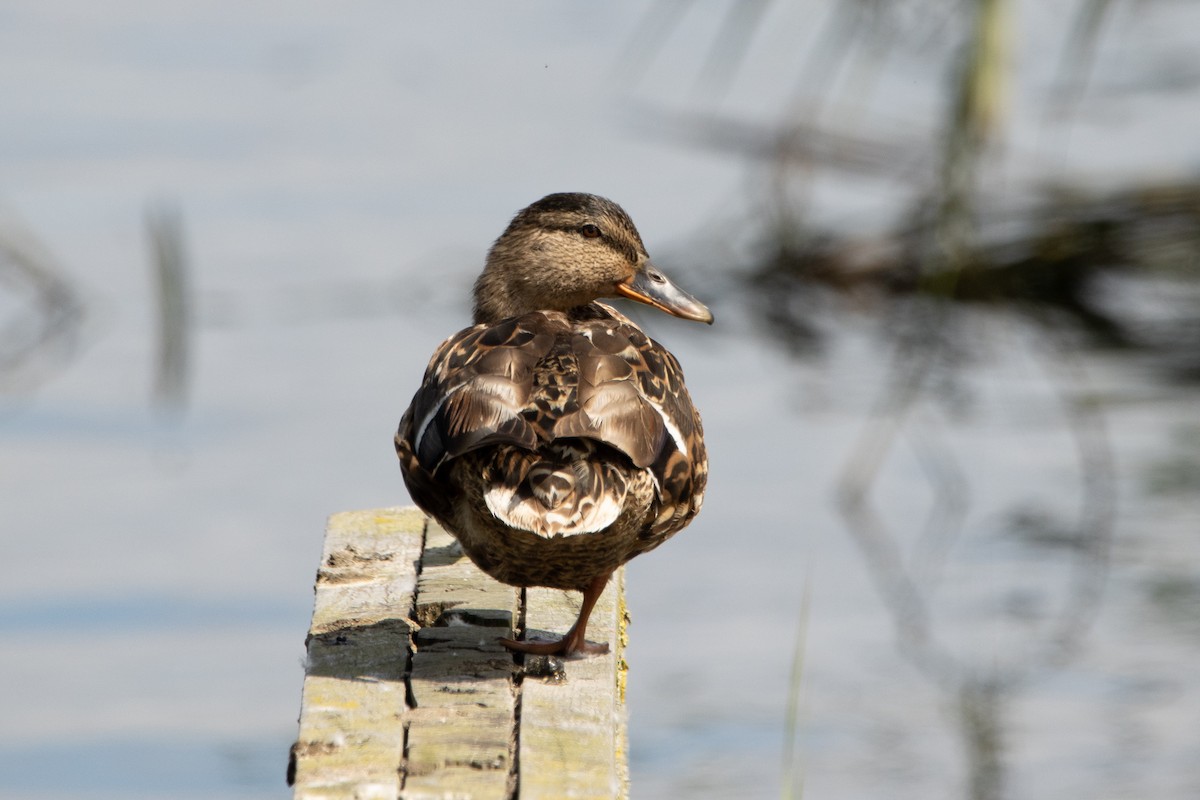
[2,4,1198,799]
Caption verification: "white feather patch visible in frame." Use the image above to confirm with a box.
[484,482,624,538]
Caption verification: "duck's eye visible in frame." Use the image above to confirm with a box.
[579,224,602,239]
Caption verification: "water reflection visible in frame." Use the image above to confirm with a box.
[735,226,1195,798]
[652,2,1200,795]
[744,180,1200,371]
[733,171,1200,799]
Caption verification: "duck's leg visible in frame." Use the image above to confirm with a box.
[501,571,612,657]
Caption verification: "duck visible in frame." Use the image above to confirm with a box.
[394,192,711,656]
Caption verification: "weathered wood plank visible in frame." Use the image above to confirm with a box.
[291,508,628,799]
[290,507,425,799]
[403,520,521,800]
[519,574,629,800]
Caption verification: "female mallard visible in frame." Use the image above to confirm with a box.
[395,193,711,656]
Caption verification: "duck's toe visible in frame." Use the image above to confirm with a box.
[499,634,610,658]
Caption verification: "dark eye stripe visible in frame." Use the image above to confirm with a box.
[539,222,641,263]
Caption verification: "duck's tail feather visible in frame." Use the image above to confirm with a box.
[482,441,629,537]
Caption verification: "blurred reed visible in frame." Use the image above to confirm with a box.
[781,574,811,800]
[146,202,192,414]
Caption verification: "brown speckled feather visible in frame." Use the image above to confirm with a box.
[395,301,706,589]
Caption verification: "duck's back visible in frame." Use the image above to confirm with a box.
[395,302,706,587]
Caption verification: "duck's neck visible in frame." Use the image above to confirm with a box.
[471,264,601,325]
[471,269,520,324]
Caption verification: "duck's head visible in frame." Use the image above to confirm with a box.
[473,193,714,326]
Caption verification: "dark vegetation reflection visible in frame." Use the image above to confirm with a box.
[630,2,1199,799]
[0,215,86,395]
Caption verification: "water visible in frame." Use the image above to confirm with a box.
[2,3,1198,798]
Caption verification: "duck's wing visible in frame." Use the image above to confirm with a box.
[636,334,707,538]
[553,314,707,539]
[395,314,555,517]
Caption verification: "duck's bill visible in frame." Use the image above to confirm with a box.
[616,265,714,325]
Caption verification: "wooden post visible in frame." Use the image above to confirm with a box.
[289,507,629,799]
